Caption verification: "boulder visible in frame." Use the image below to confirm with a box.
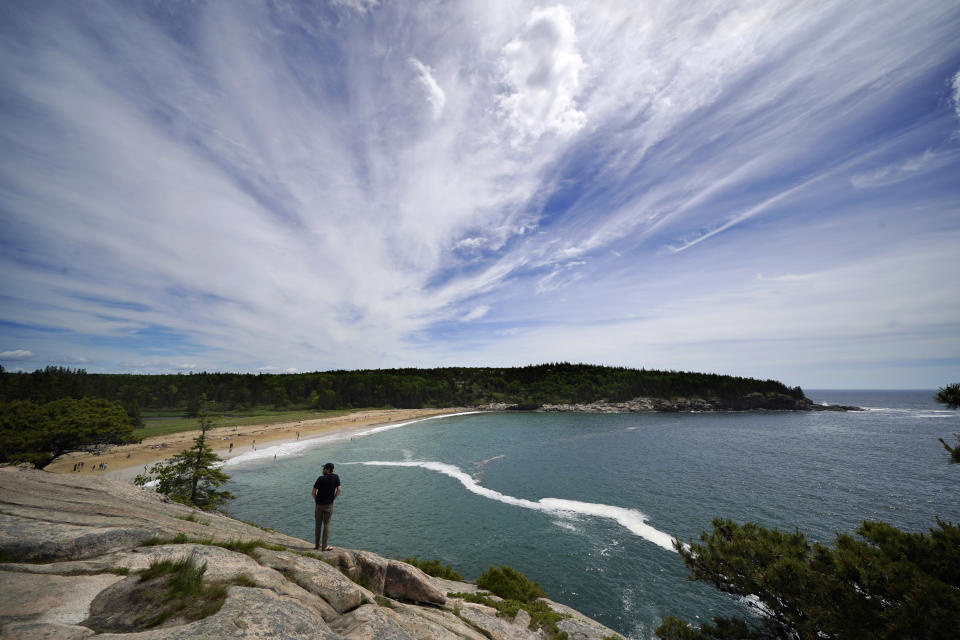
[452,600,546,640]
[322,550,444,605]
[253,547,375,613]
[541,598,622,639]
[324,548,389,593]
[384,559,446,605]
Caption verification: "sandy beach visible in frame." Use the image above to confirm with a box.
[44,408,468,483]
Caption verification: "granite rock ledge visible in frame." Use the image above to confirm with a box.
[480,394,862,413]
[0,467,621,640]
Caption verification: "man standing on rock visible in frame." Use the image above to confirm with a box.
[312,462,341,551]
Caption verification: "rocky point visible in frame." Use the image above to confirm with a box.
[0,466,620,640]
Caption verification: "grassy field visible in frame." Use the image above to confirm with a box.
[133,407,361,440]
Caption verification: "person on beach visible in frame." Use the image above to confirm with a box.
[312,462,341,551]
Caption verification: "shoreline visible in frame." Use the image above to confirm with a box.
[44,407,470,483]
[41,396,861,482]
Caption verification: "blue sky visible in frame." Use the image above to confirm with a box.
[1,0,959,389]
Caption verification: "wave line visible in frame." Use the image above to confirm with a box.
[358,460,678,552]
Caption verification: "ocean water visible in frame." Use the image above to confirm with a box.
[224,390,960,639]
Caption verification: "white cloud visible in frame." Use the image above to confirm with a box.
[409,57,446,120]
[536,260,586,294]
[455,237,485,251]
[428,235,960,387]
[499,5,586,142]
[951,67,960,130]
[756,272,819,282]
[331,0,379,13]
[461,305,491,322]
[850,149,955,189]
[0,1,957,386]
[0,349,34,361]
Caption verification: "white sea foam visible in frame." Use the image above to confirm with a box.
[552,520,579,532]
[359,460,679,552]
[850,407,956,418]
[223,412,482,467]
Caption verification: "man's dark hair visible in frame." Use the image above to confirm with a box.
[323,462,334,471]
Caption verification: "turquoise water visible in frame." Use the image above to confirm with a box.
[224,390,960,639]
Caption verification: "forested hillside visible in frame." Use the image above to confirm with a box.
[0,364,805,413]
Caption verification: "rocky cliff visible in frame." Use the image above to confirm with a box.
[0,467,620,640]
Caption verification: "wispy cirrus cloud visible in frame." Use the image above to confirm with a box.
[850,149,958,189]
[461,305,491,322]
[0,0,957,387]
[951,67,960,132]
[409,57,446,120]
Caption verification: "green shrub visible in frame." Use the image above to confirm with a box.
[350,572,371,589]
[133,554,227,628]
[476,565,546,603]
[138,535,283,557]
[216,538,284,555]
[375,595,397,608]
[230,574,257,587]
[176,512,210,525]
[402,556,464,581]
[140,556,205,594]
[141,533,209,547]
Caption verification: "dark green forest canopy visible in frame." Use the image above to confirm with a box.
[0,363,807,411]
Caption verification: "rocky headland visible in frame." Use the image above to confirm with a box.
[480,394,861,413]
[0,466,620,640]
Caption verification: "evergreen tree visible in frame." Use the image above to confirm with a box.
[135,395,232,510]
[655,518,960,639]
[935,383,960,462]
[935,383,960,409]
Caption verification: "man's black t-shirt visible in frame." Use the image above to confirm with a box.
[313,473,341,504]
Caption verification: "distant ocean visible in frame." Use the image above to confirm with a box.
[224,390,960,639]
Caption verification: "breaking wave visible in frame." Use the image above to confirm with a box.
[357,460,679,552]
